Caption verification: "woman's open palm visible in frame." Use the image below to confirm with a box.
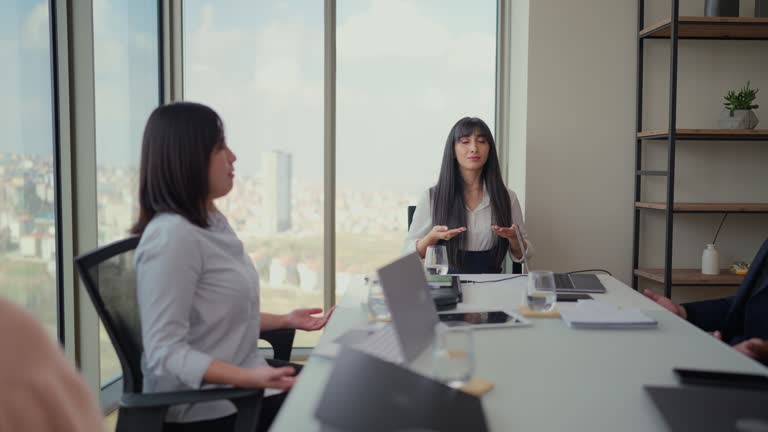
[285,306,336,331]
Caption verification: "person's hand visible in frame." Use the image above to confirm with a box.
[733,338,768,362]
[642,289,687,319]
[427,225,466,242]
[491,224,523,256]
[284,306,336,331]
[239,366,296,390]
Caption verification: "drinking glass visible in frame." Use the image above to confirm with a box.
[425,245,449,275]
[432,323,475,389]
[365,274,390,322]
[526,270,557,312]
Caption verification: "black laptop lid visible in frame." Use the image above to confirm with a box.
[646,386,768,432]
[315,348,489,432]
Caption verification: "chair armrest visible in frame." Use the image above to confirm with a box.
[260,328,296,361]
[118,388,263,432]
[121,387,263,409]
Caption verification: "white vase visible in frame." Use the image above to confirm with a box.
[718,108,759,129]
[702,244,720,276]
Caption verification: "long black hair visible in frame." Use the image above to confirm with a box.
[131,102,225,234]
[431,117,511,271]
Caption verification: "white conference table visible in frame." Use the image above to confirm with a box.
[271,274,767,431]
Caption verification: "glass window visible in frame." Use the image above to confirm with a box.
[184,0,324,348]
[93,0,159,385]
[0,1,58,337]
[335,0,497,290]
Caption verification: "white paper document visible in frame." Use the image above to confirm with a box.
[559,300,658,329]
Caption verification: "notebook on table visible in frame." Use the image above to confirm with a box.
[559,300,657,329]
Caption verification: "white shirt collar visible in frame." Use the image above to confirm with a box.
[466,183,491,213]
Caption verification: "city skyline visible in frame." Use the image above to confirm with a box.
[262,150,293,233]
[2,0,497,353]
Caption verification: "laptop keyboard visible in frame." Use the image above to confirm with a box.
[554,273,575,289]
[350,324,404,364]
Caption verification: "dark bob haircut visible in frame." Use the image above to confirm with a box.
[131,102,224,234]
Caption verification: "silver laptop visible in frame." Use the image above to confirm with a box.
[378,253,440,361]
[314,253,438,364]
[347,253,439,364]
[554,273,607,293]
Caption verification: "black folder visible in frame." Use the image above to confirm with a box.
[315,347,489,432]
[646,385,768,432]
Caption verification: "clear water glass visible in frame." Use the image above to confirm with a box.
[425,245,449,275]
[526,270,557,312]
[432,324,474,389]
[365,274,390,322]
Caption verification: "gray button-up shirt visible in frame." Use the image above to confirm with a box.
[135,211,266,423]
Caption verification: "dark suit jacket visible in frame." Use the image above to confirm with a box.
[684,238,768,348]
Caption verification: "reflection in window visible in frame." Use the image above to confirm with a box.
[184,0,324,348]
[0,1,58,337]
[94,0,159,385]
[336,0,497,288]
[181,1,497,348]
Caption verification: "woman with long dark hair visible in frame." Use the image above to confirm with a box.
[404,117,533,273]
[132,102,332,432]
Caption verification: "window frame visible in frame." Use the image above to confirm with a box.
[49,0,165,412]
[48,0,513,414]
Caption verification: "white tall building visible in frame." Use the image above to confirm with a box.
[261,150,292,233]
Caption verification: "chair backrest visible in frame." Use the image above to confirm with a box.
[407,206,416,230]
[75,236,143,393]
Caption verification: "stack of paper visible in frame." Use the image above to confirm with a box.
[559,300,657,329]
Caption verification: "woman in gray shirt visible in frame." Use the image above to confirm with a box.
[132,102,332,432]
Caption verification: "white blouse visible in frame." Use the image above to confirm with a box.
[403,185,534,263]
[135,211,266,423]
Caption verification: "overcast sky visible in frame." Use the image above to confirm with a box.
[2,0,496,195]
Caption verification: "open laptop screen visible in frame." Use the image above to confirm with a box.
[377,253,440,363]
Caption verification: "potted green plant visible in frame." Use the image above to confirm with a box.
[719,81,760,129]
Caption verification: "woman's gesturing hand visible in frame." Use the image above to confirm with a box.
[285,306,336,331]
[428,225,466,242]
[492,224,524,257]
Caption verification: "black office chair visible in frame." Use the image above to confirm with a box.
[407,205,417,231]
[407,206,522,274]
[75,236,295,432]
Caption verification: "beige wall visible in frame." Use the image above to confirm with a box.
[514,0,767,302]
[520,0,637,283]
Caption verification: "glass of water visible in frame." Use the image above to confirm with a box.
[425,245,449,275]
[365,274,390,322]
[526,270,557,312]
[432,323,474,389]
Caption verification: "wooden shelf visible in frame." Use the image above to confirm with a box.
[640,17,768,40]
[638,129,768,141]
[635,202,768,213]
[635,268,744,286]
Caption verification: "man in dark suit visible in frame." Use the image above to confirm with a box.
[644,238,768,365]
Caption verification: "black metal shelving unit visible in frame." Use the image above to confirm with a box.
[632,0,768,297]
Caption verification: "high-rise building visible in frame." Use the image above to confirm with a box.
[262,150,292,233]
